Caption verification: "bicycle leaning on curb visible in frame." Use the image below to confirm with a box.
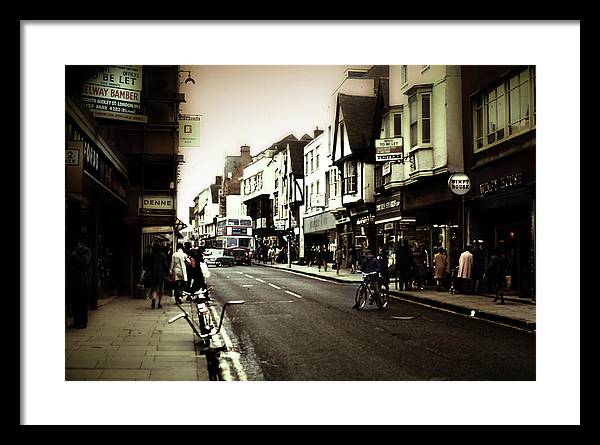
[354,271,389,310]
[168,287,244,348]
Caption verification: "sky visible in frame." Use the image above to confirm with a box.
[176,65,354,222]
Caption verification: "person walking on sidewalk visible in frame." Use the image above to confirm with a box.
[335,245,343,275]
[321,245,329,271]
[147,241,169,309]
[378,246,390,292]
[348,245,357,273]
[472,241,487,294]
[457,244,474,294]
[483,245,508,304]
[412,242,427,290]
[169,243,188,306]
[433,247,448,291]
[394,239,412,291]
[66,239,93,329]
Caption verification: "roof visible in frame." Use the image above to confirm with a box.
[338,93,378,152]
[288,139,311,176]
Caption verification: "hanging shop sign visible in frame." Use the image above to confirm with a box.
[382,162,392,176]
[375,138,403,162]
[178,114,201,147]
[138,194,175,216]
[448,173,471,195]
[81,65,147,123]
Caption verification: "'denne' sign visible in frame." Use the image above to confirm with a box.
[139,195,174,216]
[448,173,471,195]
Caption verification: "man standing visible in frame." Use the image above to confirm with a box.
[66,239,92,329]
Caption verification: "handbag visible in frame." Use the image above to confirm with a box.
[200,261,211,279]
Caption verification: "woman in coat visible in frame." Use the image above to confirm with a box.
[412,243,427,290]
[433,247,447,291]
[169,242,188,306]
[148,242,169,309]
[457,244,474,294]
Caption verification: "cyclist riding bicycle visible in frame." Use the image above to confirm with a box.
[352,249,381,309]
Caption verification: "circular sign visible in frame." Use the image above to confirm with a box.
[448,173,471,195]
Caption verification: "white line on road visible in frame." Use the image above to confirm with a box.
[280,269,344,283]
[255,278,266,283]
[285,290,302,299]
[268,283,281,290]
[209,305,247,381]
[236,271,244,275]
[244,274,254,279]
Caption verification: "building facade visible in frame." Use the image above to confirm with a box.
[461,65,536,300]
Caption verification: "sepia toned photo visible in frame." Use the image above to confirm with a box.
[22,21,580,426]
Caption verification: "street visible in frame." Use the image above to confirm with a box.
[207,265,536,381]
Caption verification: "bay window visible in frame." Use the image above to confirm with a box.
[472,66,536,152]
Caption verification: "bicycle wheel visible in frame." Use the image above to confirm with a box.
[376,285,389,309]
[355,285,368,310]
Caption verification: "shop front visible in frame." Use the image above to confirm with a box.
[304,211,337,265]
[66,99,129,306]
[349,206,376,264]
[469,151,535,300]
[401,174,461,277]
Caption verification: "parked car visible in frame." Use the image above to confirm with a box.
[203,248,235,267]
[230,247,252,266]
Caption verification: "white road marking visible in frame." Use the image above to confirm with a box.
[208,305,247,381]
[279,269,343,283]
[268,283,281,290]
[241,284,253,287]
[244,274,254,279]
[255,278,266,283]
[285,290,302,299]
[236,271,244,274]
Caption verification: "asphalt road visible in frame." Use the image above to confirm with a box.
[206,264,536,381]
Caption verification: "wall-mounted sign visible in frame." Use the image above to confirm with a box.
[448,173,471,195]
[138,194,175,216]
[274,221,286,231]
[65,148,80,166]
[375,138,403,162]
[312,193,325,207]
[479,172,525,196]
[81,66,147,123]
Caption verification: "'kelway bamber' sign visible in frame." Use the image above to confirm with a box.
[81,66,148,123]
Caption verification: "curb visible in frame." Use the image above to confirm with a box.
[388,290,536,332]
[253,262,536,332]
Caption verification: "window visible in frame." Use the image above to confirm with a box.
[401,65,407,85]
[344,160,357,194]
[305,154,308,174]
[310,151,314,173]
[472,66,535,152]
[305,186,309,205]
[274,194,278,216]
[316,153,319,170]
[330,168,339,198]
[409,95,418,148]
[393,112,402,138]
[328,125,332,155]
[316,179,320,194]
[421,94,431,143]
[409,92,431,148]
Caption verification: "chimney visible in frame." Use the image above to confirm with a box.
[314,127,324,138]
[215,175,222,185]
[240,145,252,166]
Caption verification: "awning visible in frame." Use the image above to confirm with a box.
[304,212,337,234]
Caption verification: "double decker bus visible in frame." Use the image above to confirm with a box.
[206,215,254,265]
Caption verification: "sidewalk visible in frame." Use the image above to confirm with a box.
[65,295,210,381]
[253,260,536,332]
